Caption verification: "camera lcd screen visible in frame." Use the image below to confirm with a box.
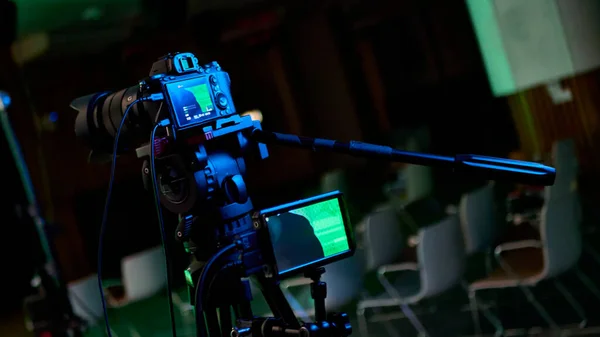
[263,192,353,277]
[166,78,215,127]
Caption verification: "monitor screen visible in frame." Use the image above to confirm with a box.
[265,197,351,275]
[166,78,216,127]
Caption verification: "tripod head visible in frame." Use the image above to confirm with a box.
[70,52,556,337]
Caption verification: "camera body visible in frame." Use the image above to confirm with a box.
[72,51,356,281]
[73,52,238,156]
[143,53,237,140]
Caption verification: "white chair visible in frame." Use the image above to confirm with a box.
[545,140,581,231]
[362,205,405,271]
[404,135,434,203]
[468,194,586,336]
[386,131,434,208]
[457,183,506,334]
[68,274,104,326]
[356,206,406,337]
[121,246,167,304]
[357,214,466,337]
[547,140,600,303]
[546,139,578,202]
[459,183,499,257]
[320,169,348,194]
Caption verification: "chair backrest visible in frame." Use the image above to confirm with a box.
[68,274,104,325]
[553,139,578,173]
[321,248,365,311]
[403,135,434,203]
[404,165,434,203]
[407,126,432,152]
[363,206,404,272]
[459,183,498,255]
[320,169,348,194]
[546,139,578,201]
[121,246,167,303]
[416,215,465,297]
[540,193,582,278]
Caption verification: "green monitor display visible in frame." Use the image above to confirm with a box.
[165,78,215,127]
[262,191,354,278]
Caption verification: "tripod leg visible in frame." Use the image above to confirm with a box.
[237,278,254,319]
[206,308,221,337]
[257,275,300,328]
[220,306,233,337]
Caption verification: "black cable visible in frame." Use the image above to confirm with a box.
[195,243,238,337]
[98,98,143,337]
[150,121,177,337]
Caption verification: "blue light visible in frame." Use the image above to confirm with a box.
[0,93,10,108]
[49,112,58,123]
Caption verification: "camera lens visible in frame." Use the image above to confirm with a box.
[72,85,145,156]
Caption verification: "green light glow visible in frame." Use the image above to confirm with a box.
[184,269,193,287]
[185,84,213,112]
[289,199,349,257]
[13,0,141,37]
[466,0,516,96]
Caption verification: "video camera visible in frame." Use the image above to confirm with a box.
[71,52,556,337]
[72,52,358,337]
[73,53,237,155]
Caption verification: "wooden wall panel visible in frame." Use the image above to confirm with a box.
[355,39,390,134]
[508,70,600,173]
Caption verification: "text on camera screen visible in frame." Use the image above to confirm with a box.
[166,78,215,127]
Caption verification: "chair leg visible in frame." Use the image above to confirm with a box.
[397,303,428,337]
[467,289,504,337]
[375,307,401,337]
[574,266,600,302]
[358,306,401,337]
[518,286,559,331]
[553,279,587,328]
[468,290,482,337]
[357,308,369,337]
[377,273,429,336]
[462,281,504,337]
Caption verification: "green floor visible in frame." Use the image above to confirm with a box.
[86,288,196,337]
[85,285,288,337]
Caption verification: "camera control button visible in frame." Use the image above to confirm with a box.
[216,93,228,109]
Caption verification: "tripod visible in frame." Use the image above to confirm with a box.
[139,114,350,337]
[0,91,84,337]
[137,111,555,337]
